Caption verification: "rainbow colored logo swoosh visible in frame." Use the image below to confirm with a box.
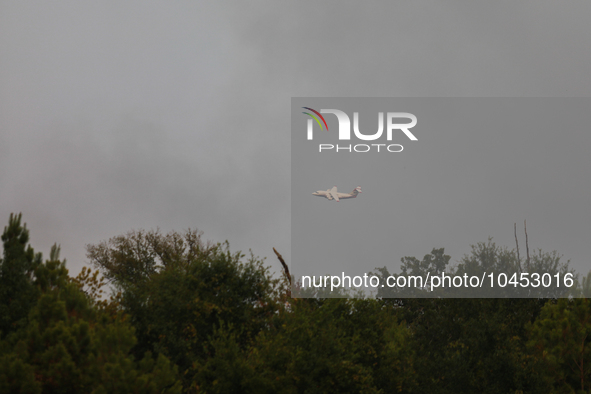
[302,107,329,131]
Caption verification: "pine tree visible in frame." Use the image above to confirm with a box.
[0,213,41,337]
[0,215,182,393]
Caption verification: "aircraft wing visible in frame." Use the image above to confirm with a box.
[329,186,339,202]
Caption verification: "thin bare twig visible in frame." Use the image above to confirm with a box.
[524,220,530,272]
[273,247,291,298]
[514,223,521,272]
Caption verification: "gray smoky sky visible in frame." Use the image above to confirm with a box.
[1,1,591,279]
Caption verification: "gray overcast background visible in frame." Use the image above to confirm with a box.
[1,2,591,280]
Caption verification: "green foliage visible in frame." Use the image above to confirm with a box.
[529,298,591,393]
[85,226,419,393]
[193,298,415,393]
[0,213,42,337]
[4,214,590,393]
[0,353,40,394]
[0,214,182,393]
[393,298,550,393]
[87,230,280,389]
[374,241,570,393]
[248,299,381,393]
[192,325,264,393]
[86,229,216,286]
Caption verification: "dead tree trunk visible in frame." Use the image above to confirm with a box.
[514,223,521,272]
[273,247,291,298]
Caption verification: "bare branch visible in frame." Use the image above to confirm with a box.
[514,223,521,272]
[273,247,290,285]
[273,247,292,298]
[524,220,530,272]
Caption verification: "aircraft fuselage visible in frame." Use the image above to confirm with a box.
[312,186,362,202]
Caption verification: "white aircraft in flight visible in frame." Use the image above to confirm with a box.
[312,186,362,202]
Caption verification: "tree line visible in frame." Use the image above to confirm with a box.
[1,213,590,393]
